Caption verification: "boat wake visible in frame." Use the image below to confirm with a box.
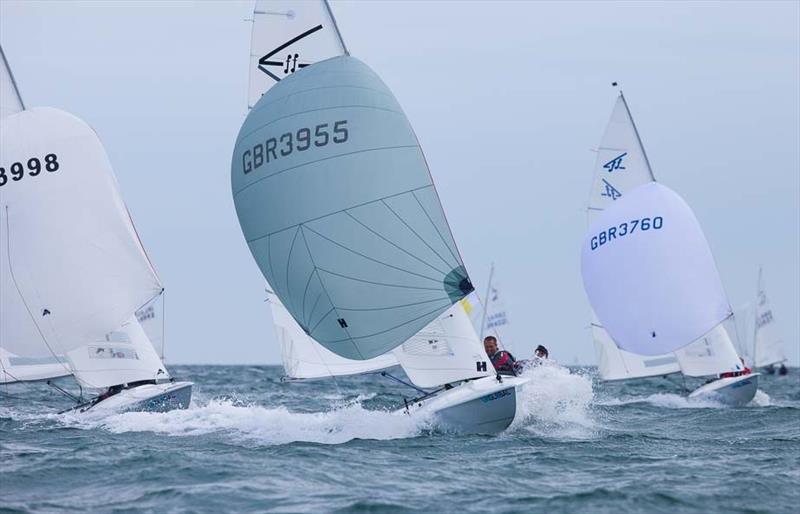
[56,396,429,446]
[598,389,772,409]
[509,364,597,439]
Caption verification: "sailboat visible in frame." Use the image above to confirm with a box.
[752,268,788,375]
[582,91,758,406]
[233,0,528,433]
[0,45,192,414]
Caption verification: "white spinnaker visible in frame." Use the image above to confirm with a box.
[581,182,731,356]
[248,0,347,108]
[66,316,169,389]
[392,301,493,389]
[0,348,69,384]
[0,108,162,365]
[587,93,678,379]
[753,268,786,368]
[673,320,743,377]
[266,288,398,379]
[0,45,24,118]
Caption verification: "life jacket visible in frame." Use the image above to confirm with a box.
[491,350,516,373]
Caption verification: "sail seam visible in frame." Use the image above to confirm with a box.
[411,190,460,266]
[315,267,443,291]
[381,198,454,271]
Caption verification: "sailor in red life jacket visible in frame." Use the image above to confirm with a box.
[719,357,752,379]
[483,336,516,375]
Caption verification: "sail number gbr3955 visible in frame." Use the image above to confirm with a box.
[0,154,60,187]
[242,120,348,174]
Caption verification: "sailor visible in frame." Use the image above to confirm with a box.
[719,357,752,379]
[483,336,516,375]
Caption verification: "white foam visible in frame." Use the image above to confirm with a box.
[509,363,597,439]
[59,397,428,445]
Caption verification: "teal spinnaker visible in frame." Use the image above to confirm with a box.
[231,56,473,360]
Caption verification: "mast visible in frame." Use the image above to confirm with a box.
[753,265,762,367]
[0,44,25,112]
[322,0,349,55]
[618,90,655,181]
[479,262,494,340]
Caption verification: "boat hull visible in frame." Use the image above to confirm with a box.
[688,373,759,406]
[75,381,193,415]
[405,375,529,434]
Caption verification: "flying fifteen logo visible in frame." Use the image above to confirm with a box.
[603,152,627,172]
[600,179,622,201]
[257,25,324,82]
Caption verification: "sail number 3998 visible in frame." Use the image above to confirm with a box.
[0,154,60,187]
[243,120,348,174]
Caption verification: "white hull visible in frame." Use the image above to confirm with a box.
[69,381,193,416]
[403,375,530,434]
[688,374,759,406]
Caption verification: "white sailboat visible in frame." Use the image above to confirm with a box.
[234,1,526,433]
[582,91,758,405]
[0,45,191,414]
[752,267,788,375]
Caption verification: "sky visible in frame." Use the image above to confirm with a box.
[1,1,798,366]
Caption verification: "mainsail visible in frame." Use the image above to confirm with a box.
[0,45,24,118]
[581,182,732,356]
[232,56,474,361]
[248,0,347,109]
[0,107,167,389]
[753,268,786,368]
[586,93,680,379]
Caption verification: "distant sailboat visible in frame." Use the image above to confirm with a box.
[234,0,528,433]
[752,268,788,375]
[581,91,758,405]
[0,45,191,413]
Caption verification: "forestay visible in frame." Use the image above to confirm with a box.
[587,93,679,377]
[581,182,731,355]
[0,107,164,383]
[248,0,347,108]
[267,289,398,379]
[673,321,742,377]
[232,56,474,360]
[753,268,786,368]
[392,301,493,389]
[0,45,24,119]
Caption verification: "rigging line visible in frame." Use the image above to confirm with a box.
[301,225,442,284]
[377,371,427,395]
[411,190,460,266]
[247,184,432,242]
[344,210,449,276]
[161,289,166,362]
[234,141,417,197]
[381,197,454,272]
[315,266,442,291]
[3,206,71,378]
[299,226,364,359]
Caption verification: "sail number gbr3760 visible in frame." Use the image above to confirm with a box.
[590,216,663,250]
[242,120,349,174]
[0,154,60,187]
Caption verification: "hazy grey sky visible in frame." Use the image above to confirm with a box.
[1,1,798,366]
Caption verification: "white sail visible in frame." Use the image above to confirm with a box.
[248,0,347,108]
[0,348,70,384]
[392,301,493,389]
[673,321,743,377]
[587,93,679,377]
[0,107,164,387]
[267,289,398,379]
[592,316,680,381]
[581,182,731,356]
[753,268,786,368]
[0,45,24,118]
[65,316,169,389]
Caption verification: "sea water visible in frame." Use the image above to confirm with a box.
[1,365,798,513]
